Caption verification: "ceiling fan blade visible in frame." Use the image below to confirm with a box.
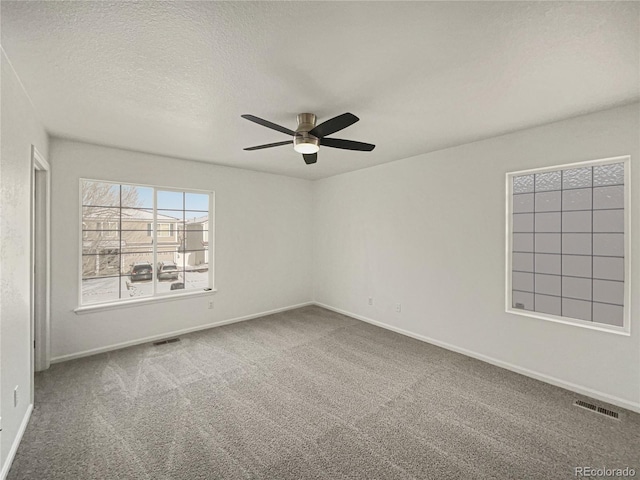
[241,114,296,136]
[309,113,359,138]
[321,138,376,151]
[303,153,317,165]
[243,140,293,151]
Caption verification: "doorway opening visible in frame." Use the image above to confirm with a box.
[31,146,50,392]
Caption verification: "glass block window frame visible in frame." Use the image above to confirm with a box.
[506,156,630,335]
[79,179,215,308]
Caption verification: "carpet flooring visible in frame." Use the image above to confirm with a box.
[8,305,640,479]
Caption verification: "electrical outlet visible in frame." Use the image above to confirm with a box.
[208,301,214,310]
[368,297,373,306]
[14,386,18,407]
[395,303,401,313]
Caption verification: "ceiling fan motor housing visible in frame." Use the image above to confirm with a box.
[294,113,319,153]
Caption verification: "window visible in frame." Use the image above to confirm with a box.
[506,156,630,334]
[99,221,119,238]
[157,223,174,237]
[147,222,175,238]
[80,180,214,306]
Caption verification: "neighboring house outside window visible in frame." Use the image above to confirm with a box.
[182,215,209,267]
[147,222,176,239]
[99,221,119,238]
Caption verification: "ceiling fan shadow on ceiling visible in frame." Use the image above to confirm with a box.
[241,112,375,165]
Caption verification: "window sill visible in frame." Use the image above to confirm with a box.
[74,289,217,315]
[506,307,630,336]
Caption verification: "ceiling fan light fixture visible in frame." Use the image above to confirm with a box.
[293,142,320,154]
[293,134,320,154]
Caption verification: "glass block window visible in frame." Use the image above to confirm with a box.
[80,179,214,306]
[506,157,629,333]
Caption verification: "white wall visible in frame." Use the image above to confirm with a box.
[0,50,49,474]
[313,103,640,411]
[50,139,313,359]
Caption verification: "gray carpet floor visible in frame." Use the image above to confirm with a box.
[8,305,640,479]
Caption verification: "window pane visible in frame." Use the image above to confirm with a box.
[513,193,534,213]
[157,209,182,221]
[512,253,533,272]
[562,255,591,278]
[82,181,120,207]
[156,223,173,237]
[535,294,561,316]
[157,264,184,294]
[157,245,178,266]
[121,185,153,208]
[185,192,209,211]
[157,272,186,294]
[535,274,561,296]
[512,213,533,233]
[158,190,183,210]
[513,175,534,194]
[535,212,560,233]
[81,275,121,305]
[562,188,592,211]
[593,210,623,233]
[562,211,591,233]
[157,245,184,292]
[535,253,561,275]
[184,269,209,291]
[593,257,624,282]
[183,213,209,251]
[122,250,154,272]
[184,211,209,224]
[83,238,121,255]
[82,253,119,277]
[593,163,623,187]
[593,186,623,210]
[534,191,561,212]
[593,234,623,257]
[512,291,533,310]
[125,276,154,298]
[123,252,154,299]
[562,298,591,321]
[82,206,120,222]
[534,171,561,192]
[562,167,592,189]
[121,208,154,225]
[121,230,153,249]
[592,303,623,326]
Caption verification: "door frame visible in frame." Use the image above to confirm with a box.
[31,145,51,383]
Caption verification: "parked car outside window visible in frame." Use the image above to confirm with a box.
[157,262,179,281]
[130,262,153,282]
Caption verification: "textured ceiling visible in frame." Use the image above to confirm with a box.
[1,1,638,180]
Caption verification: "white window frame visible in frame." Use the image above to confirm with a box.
[76,179,215,313]
[505,155,631,335]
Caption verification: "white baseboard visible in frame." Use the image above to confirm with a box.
[1,403,33,480]
[314,302,640,415]
[51,302,314,364]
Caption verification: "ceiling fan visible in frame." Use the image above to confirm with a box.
[241,112,375,165]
